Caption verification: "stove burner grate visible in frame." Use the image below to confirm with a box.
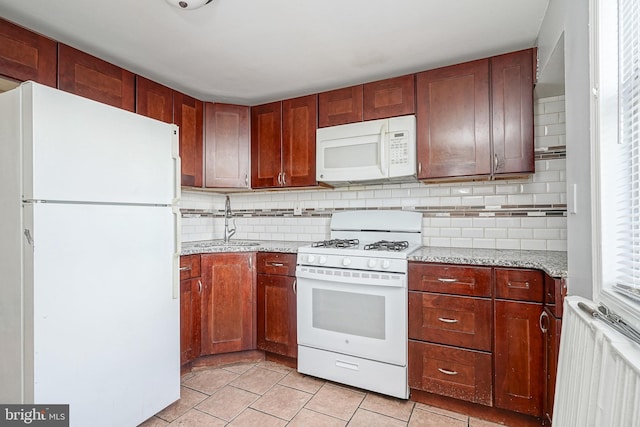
[311,239,360,248]
[363,240,410,251]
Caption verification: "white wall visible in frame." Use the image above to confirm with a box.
[561,0,593,299]
[181,96,567,251]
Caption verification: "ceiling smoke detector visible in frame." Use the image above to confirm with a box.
[165,0,213,10]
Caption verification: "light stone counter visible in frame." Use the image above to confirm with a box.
[408,247,567,278]
[181,240,310,255]
[181,240,568,278]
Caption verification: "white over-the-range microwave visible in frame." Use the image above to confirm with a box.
[316,115,417,186]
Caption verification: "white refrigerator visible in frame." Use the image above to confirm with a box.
[0,82,181,426]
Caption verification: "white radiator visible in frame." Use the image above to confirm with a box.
[553,296,640,427]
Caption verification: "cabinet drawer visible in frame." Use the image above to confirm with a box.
[409,263,492,297]
[409,292,491,351]
[495,268,544,302]
[408,340,492,406]
[544,274,566,318]
[257,252,297,276]
[180,255,201,280]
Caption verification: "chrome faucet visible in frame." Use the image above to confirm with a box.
[224,195,236,242]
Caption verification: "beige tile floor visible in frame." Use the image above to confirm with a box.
[139,361,507,427]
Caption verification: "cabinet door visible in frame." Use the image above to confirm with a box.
[282,94,317,187]
[251,101,282,188]
[201,253,255,355]
[57,44,135,111]
[257,274,297,358]
[318,85,363,127]
[416,59,491,179]
[0,18,56,87]
[542,308,561,426]
[494,300,544,416]
[363,74,415,121]
[136,76,173,123]
[180,277,201,366]
[174,91,203,187]
[491,49,534,175]
[204,103,250,188]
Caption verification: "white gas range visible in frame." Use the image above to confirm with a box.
[296,210,422,399]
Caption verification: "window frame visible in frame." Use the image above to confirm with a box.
[591,0,640,329]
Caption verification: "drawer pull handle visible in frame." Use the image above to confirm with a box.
[437,278,457,283]
[269,262,285,267]
[179,266,192,271]
[438,368,458,376]
[438,317,458,324]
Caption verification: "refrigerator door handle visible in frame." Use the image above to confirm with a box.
[172,206,181,299]
[171,125,181,205]
[24,229,33,245]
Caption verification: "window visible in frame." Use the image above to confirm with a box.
[594,0,640,327]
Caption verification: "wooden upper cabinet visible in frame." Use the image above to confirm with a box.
[174,91,203,187]
[251,101,282,188]
[491,49,535,176]
[318,85,363,127]
[416,59,491,180]
[363,74,415,121]
[0,18,56,87]
[57,44,135,111]
[204,103,250,188]
[282,94,317,187]
[136,76,173,123]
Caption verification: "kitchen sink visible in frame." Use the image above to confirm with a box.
[208,240,261,246]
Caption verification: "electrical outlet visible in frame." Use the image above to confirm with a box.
[294,203,302,215]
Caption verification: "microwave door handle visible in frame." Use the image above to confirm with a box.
[379,122,388,176]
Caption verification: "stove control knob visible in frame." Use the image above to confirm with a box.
[307,255,315,263]
[342,258,352,266]
[368,259,377,268]
[382,260,391,269]
[319,256,327,264]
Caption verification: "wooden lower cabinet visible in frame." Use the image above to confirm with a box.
[409,340,492,406]
[542,307,561,425]
[180,277,201,365]
[200,253,256,355]
[408,291,492,351]
[180,255,201,366]
[256,252,297,358]
[494,299,544,417]
[256,274,297,358]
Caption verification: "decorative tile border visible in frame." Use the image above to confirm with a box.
[181,204,567,219]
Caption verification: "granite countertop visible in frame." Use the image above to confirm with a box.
[181,239,310,255]
[408,247,567,278]
[181,240,568,278]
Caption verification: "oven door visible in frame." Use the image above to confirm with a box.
[296,265,407,366]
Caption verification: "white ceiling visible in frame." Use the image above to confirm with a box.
[0,0,549,105]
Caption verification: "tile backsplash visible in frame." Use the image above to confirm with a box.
[181,96,566,251]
